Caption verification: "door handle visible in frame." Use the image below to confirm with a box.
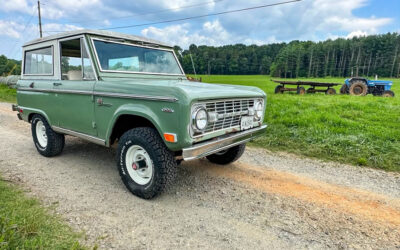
[53,82,62,86]
[96,98,112,107]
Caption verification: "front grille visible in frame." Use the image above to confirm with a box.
[203,99,255,133]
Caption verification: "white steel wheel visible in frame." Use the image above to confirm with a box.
[35,120,48,148]
[125,145,153,185]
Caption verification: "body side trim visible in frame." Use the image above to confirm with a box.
[17,88,178,102]
[52,126,106,146]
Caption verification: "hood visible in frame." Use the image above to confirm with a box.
[99,77,266,103]
[174,80,266,101]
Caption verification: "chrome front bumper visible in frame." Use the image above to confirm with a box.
[182,125,267,161]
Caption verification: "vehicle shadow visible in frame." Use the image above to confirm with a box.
[60,136,236,200]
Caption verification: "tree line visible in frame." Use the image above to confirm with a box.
[174,33,400,78]
[1,32,399,78]
[0,55,21,76]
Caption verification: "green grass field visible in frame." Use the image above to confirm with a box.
[0,84,16,103]
[0,177,86,249]
[195,75,400,171]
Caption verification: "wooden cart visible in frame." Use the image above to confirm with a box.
[272,80,341,95]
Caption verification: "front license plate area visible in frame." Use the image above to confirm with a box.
[240,116,254,131]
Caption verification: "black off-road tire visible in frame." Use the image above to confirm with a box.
[325,88,336,95]
[206,144,246,165]
[117,127,177,199]
[297,86,306,95]
[349,80,368,96]
[274,85,284,94]
[340,84,349,94]
[31,114,65,157]
[382,90,395,97]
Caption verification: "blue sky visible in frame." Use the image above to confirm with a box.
[0,0,398,60]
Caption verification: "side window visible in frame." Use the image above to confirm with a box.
[82,40,95,80]
[60,38,95,80]
[24,47,53,75]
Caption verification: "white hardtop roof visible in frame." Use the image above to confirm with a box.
[23,29,172,48]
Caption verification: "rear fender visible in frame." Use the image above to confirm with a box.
[18,106,52,124]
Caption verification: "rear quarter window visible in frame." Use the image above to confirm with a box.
[24,46,53,75]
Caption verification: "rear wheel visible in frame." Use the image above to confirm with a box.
[31,114,64,157]
[325,88,336,95]
[297,86,306,95]
[117,127,177,199]
[340,84,349,94]
[275,85,284,94]
[382,90,395,97]
[206,144,246,165]
[349,80,368,96]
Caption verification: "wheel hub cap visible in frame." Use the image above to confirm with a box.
[36,120,48,148]
[125,145,153,185]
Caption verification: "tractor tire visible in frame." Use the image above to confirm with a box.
[382,90,395,97]
[325,88,336,95]
[274,85,284,94]
[297,86,306,95]
[340,84,349,94]
[349,80,368,96]
[306,88,315,94]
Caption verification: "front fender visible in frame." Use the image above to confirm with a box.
[104,103,183,150]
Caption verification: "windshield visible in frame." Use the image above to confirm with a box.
[93,39,183,75]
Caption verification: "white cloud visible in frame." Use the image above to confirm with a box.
[141,20,277,47]
[0,21,23,39]
[346,30,368,39]
[1,0,31,14]
[141,0,392,48]
[0,0,396,58]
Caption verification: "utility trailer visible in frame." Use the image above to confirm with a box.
[272,80,341,95]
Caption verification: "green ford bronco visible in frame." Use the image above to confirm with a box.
[13,30,267,199]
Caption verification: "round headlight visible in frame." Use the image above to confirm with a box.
[254,100,263,120]
[193,108,208,131]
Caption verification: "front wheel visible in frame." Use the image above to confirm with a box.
[382,90,395,97]
[206,144,246,165]
[117,127,177,199]
[31,114,65,157]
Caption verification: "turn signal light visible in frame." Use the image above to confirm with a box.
[164,133,177,143]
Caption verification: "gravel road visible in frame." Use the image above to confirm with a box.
[0,102,399,249]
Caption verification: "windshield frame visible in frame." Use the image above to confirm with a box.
[90,37,185,76]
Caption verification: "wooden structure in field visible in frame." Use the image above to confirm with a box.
[272,79,341,95]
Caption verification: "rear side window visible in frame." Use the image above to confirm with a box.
[24,47,53,75]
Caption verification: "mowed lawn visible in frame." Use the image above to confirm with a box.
[0,84,16,103]
[195,75,400,171]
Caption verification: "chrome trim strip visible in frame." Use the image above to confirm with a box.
[182,125,267,161]
[52,126,106,146]
[17,88,178,102]
[18,88,93,95]
[93,91,178,102]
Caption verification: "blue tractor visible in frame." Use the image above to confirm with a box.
[340,77,394,97]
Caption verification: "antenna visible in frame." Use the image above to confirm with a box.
[37,0,42,38]
[189,53,197,77]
